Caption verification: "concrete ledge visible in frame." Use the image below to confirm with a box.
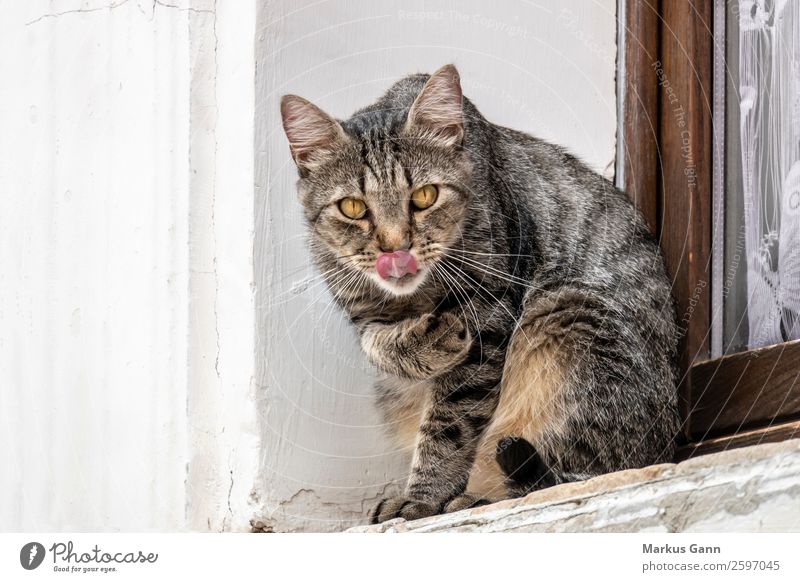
[348,439,800,532]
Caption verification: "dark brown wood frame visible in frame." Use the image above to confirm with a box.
[619,0,800,458]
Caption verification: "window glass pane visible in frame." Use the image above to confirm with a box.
[723,0,800,353]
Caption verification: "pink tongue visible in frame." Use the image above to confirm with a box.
[376,251,418,280]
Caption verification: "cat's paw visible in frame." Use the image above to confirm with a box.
[369,496,438,524]
[416,311,470,356]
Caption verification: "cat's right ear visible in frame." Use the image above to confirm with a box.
[404,64,464,147]
[280,95,347,171]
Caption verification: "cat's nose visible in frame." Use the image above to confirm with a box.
[376,230,410,253]
[378,242,409,253]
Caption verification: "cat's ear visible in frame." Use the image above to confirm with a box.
[405,64,464,147]
[280,95,347,170]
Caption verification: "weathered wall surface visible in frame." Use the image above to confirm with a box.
[0,0,192,532]
[0,0,258,531]
[350,440,800,533]
[254,0,618,532]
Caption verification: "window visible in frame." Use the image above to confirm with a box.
[620,0,800,457]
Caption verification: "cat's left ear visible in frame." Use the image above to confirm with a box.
[405,64,464,147]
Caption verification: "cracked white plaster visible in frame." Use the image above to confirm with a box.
[25,0,138,26]
[25,0,213,26]
[192,0,259,532]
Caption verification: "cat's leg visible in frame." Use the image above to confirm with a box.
[373,379,503,519]
[489,286,679,496]
[459,288,599,500]
[370,342,505,523]
[359,311,471,380]
[370,385,499,522]
[365,291,517,523]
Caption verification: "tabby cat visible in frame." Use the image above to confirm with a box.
[280,65,679,524]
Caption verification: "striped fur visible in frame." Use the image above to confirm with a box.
[280,65,680,524]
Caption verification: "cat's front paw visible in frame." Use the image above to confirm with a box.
[369,496,438,524]
[417,311,470,356]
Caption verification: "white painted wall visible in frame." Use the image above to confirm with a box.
[255,0,618,532]
[0,0,190,532]
[0,0,257,532]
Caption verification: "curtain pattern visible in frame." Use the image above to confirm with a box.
[738,0,800,348]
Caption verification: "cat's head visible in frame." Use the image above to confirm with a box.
[280,65,472,297]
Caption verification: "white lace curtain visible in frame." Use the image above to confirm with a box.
[738,0,800,348]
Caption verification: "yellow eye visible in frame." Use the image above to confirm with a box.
[338,197,367,219]
[411,184,438,210]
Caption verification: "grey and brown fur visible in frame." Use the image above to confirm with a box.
[280,65,680,524]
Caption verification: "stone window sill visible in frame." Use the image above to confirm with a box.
[348,439,800,533]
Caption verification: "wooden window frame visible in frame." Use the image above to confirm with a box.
[619,0,800,458]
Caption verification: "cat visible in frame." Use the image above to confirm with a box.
[280,65,680,524]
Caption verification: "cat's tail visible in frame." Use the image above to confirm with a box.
[495,437,590,496]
